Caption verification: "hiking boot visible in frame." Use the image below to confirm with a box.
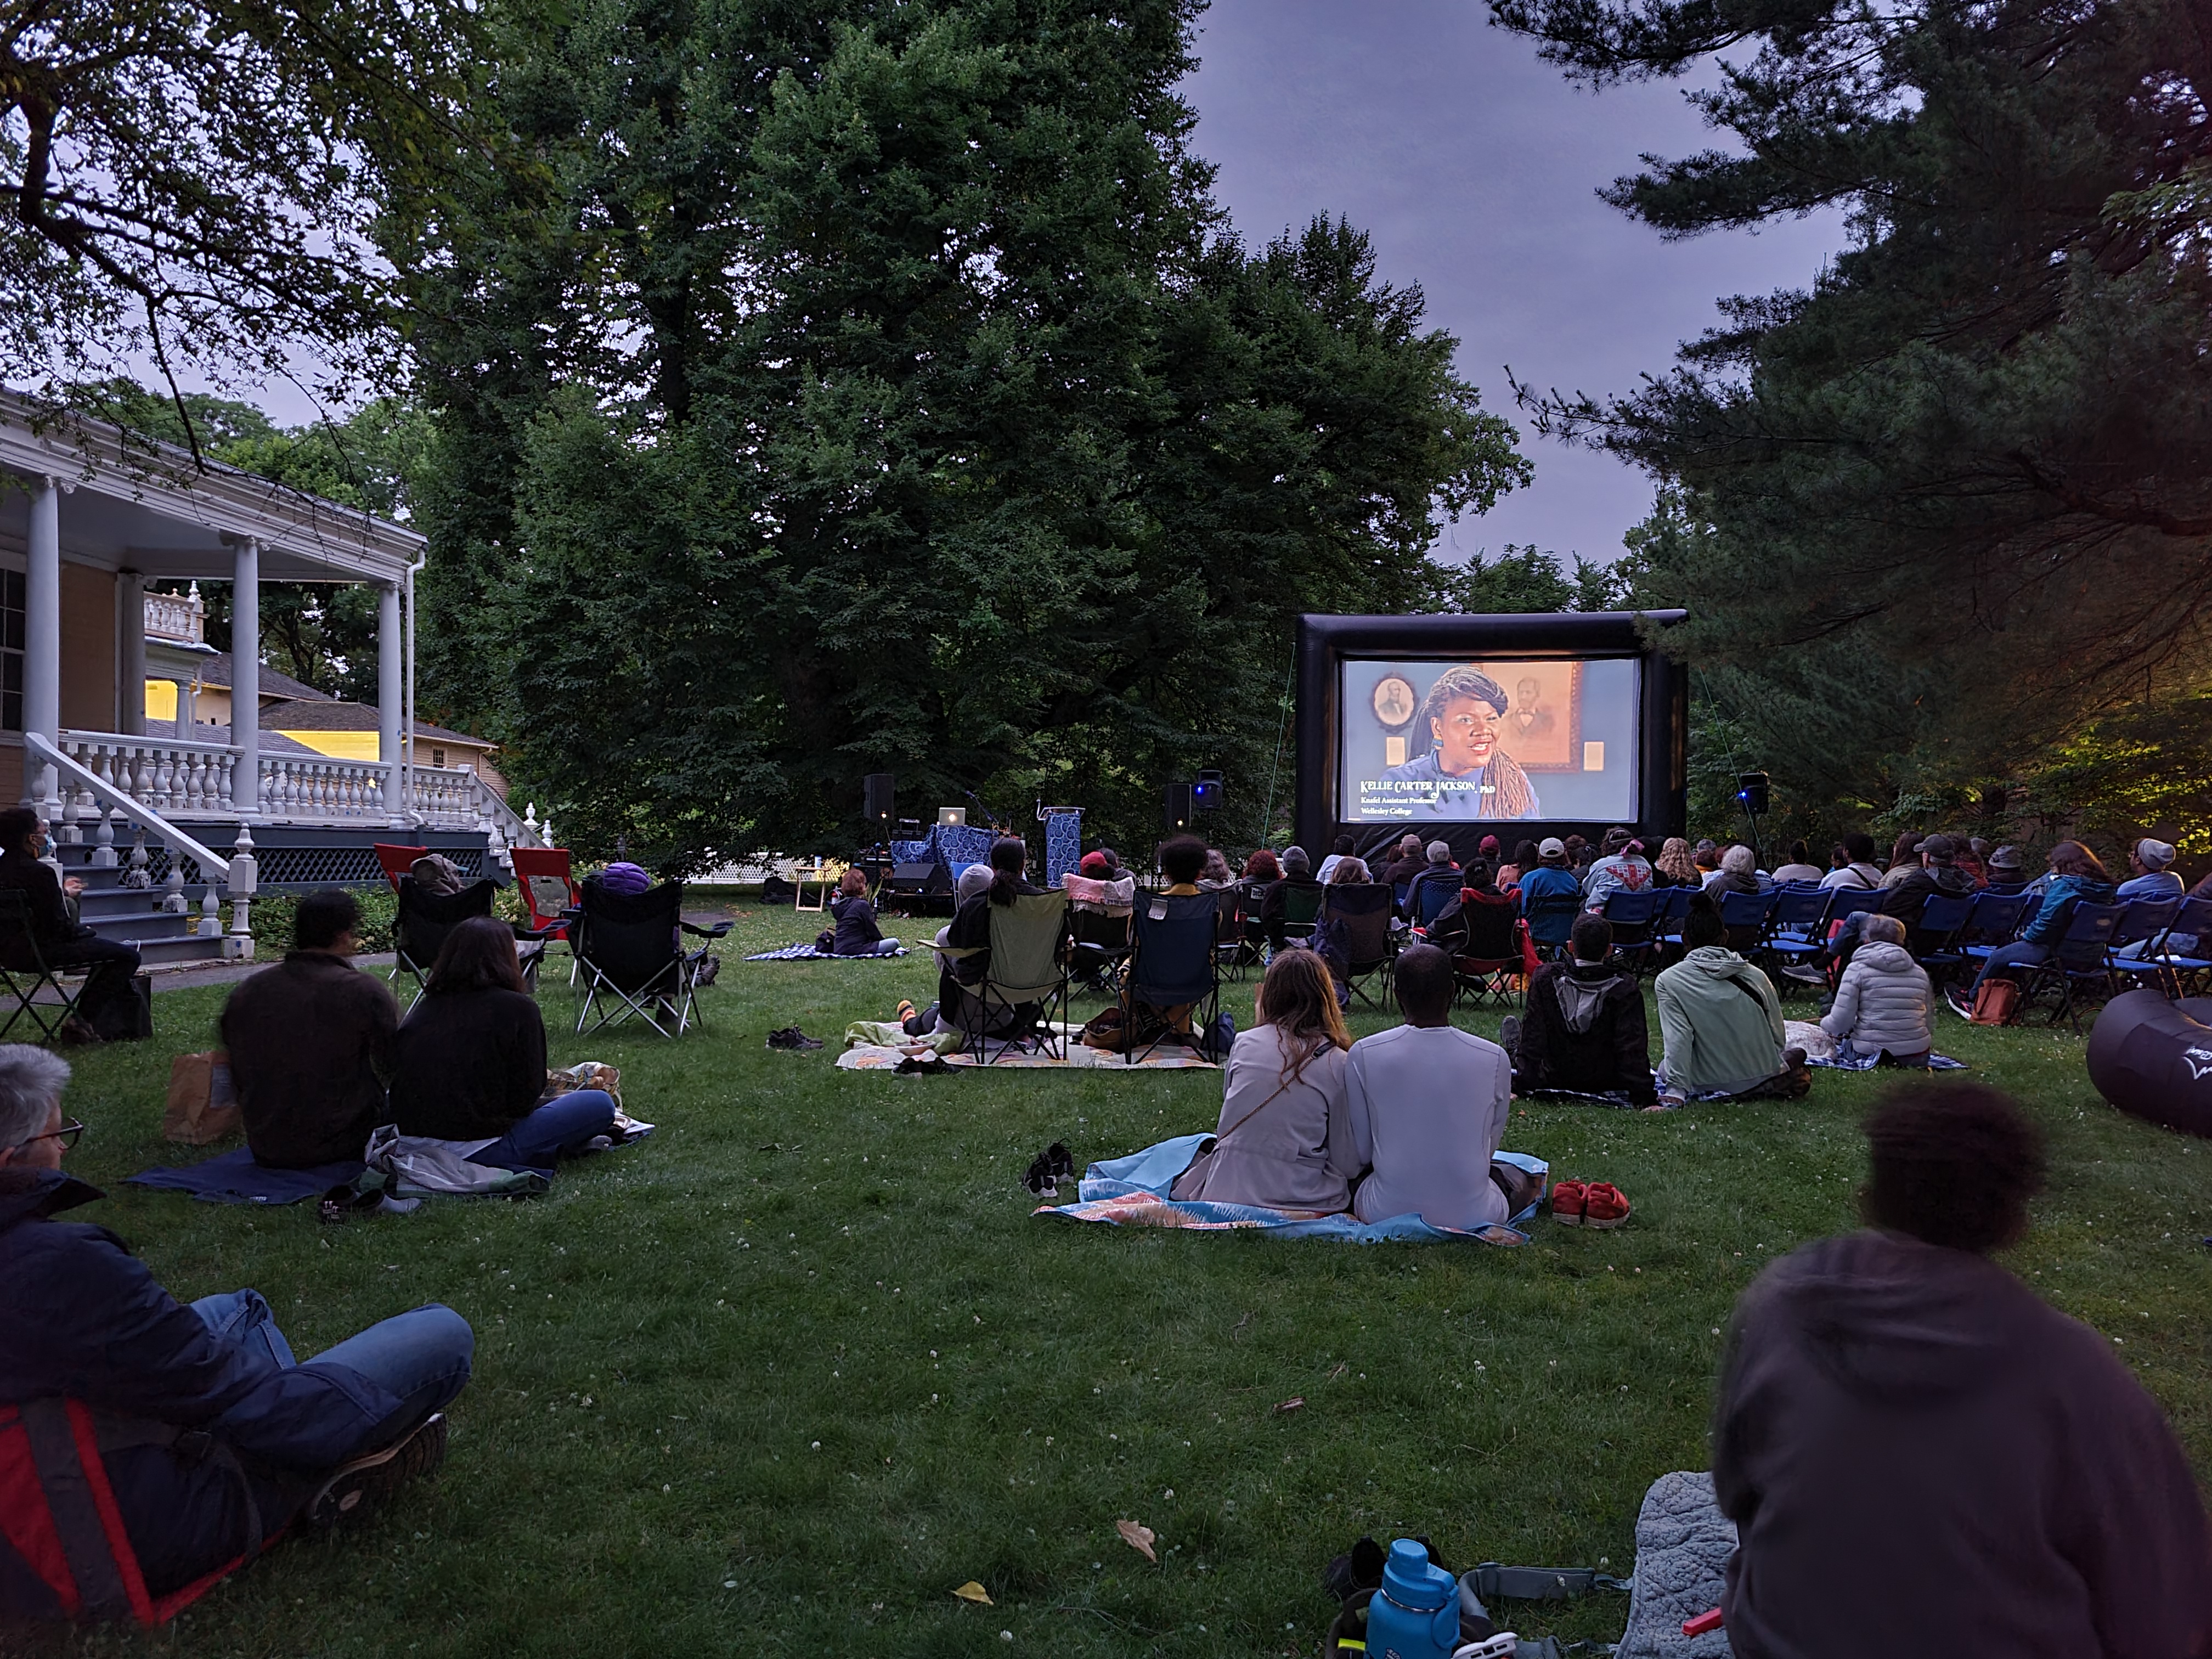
[54,1015,103,1047]
[304,1414,448,1530]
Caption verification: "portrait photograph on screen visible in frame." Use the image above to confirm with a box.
[1339,657,1641,823]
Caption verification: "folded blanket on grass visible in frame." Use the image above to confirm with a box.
[1616,1470,1736,1659]
[125,1124,640,1203]
[745,940,907,961]
[1036,1132,1541,1243]
[838,1041,1216,1072]
[127,1146,363,1205]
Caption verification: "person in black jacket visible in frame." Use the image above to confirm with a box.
[387,917,614,1170]
[1498,913,1657,1105]
[1878,833,1979,954]
[826,867,896,956]
[0,808,141,1042]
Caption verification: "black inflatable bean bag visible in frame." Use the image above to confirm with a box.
[2085,990,2212,1139]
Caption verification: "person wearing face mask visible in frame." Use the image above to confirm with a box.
[0,808,142,1044]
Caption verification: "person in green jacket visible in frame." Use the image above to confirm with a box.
[1654,892,1807,1106]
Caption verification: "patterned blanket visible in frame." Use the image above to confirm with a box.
[745,940,909,961]
[1784,1018,1966,1071]
[1035,1133,1542,1244]
[837,1041,1216,1072]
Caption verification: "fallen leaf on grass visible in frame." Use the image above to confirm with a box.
[953,1582,994,1605]
[1274,1396,1306,1414]
[1116,1520,1158,1562]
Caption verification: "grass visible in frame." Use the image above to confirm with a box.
[41,898,2212,1657]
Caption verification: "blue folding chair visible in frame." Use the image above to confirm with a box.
[2132,894,2212,996]
[1764,885,1833,961]
[1719,888,1778,952]
[1651,885,1694,953]
[1906,892,1973,967]
[1938,890,2033,974]
[2019,901,2125,1031]
[1121,891,1222,1063]
[2104,896,2183,995]
[1600,888,1660,970]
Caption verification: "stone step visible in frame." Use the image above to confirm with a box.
[137,935,227,968]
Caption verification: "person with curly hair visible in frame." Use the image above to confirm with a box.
[1713,1082,2212,1658]
[1376,665,1542,819]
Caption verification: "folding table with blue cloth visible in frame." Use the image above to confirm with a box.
[1036,1132,1546,1243]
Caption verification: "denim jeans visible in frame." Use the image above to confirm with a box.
[466,1088,618,1172]
[193,1289,474,1430]
[1967,939,2050,995]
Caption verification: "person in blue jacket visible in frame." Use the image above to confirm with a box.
[0,1045,473,1621]
[1949,841,2117,1015]
[1518,837,1586,952]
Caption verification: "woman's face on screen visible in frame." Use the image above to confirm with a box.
[1431,695,1502,774]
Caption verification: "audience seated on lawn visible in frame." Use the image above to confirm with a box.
[1703,843,1764,896]
[388,916,617,1170]
[1951,840,2117,1015]
[0,1046,472,1621]
[1242,848,1284,885]
[1694,839,1722,877]
[1819,832,1886,890]
[2117,838,2182,901]
[1982,844,2029,893]
[1956,837,1992,888]
[1819,915,1934,1067]
[1169,950,1358,1211]
[1655,893,1804,1105]
[1518,837,1583,951]
[1499,913,1657,1105]
[1315,834,1357,884]
[1344,944,1516,1228]
[1878,832,1976,925]
[1712,1082,2212,1659]
[1378,835,1427,890]
[0,806,142,1044]
[1769,840,1825,885]
[221,889,397,1170]
[1580,826,1654,910]
[827,867,896,956]
[1651,836,1701,888]
[919,839,1042,1036]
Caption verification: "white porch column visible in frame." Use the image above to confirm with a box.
[22,476,60,816]
[230,537,260,815]
[377,581,403,822]
[117,569,146,736]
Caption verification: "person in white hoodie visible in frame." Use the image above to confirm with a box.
[1818,914,1936,1066]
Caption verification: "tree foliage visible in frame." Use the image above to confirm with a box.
[1493,0,2212,819]
[399,0,1529,865]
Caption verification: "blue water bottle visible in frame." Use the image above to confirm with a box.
[1364,1538,1462,1659]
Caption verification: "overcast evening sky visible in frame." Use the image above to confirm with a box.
[1181,0,1845,567]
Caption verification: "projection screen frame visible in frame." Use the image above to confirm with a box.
[1295,610,1689,866]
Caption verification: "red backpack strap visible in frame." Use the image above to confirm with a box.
[13,1399,153,1623]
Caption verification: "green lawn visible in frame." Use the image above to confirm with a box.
[41,900,2212,1657]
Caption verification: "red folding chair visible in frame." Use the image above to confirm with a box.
[374,842,429,894]
[513,847,580,943]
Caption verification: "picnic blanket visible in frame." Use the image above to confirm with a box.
[746,940,908,961]
[1035,1132,1542,1244]
[838,1040,1216,1072]
[1784,1019,1966,1072]
[1616,1470,1736,1659]
[127,1146,364,1205]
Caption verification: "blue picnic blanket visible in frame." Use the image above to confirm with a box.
[127,1146,364,1206]
[1809,1043,1967,1072]
[744,940,909,961]
[1037,1133,1541,1244]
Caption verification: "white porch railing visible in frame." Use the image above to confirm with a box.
[60,733,239,819]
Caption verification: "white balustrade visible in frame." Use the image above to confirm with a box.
[58,733,236,820]
[257,754,392,822]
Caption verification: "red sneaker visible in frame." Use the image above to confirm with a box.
[1583,1182,1632,1229]
[1550,1179,1588,1226]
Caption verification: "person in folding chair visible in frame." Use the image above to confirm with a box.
[388,918,618,1171]
[0,1045,472,1624]
[1945,840,2116,1019]
[1498,913,1657,1105]
[934,837,1065,1055]
[222,890,398,1170]
[569,872,730,1038]
[0,808,143,1045]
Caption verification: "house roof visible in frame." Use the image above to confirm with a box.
[261,697,493,748]
[192,653,331,703]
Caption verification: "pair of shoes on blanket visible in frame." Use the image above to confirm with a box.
[1023,1141,1076,1197]
[1551,1180,1630,1228]
[766,1026,824,1051]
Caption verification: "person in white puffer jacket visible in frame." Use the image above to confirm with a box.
[1820,914,1936,1064]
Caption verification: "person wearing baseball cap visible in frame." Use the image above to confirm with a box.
[2118,838,2183,902]
[1519,838,1583,951]
[1878,832,1977,940]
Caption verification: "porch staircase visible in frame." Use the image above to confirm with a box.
[55,843,227,970]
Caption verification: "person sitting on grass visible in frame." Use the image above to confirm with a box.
[221,889,398,1170]
[1949,840,2117,1017]
[827,866,897,956]
[1170,949,1358,1211]
[1498,913,1657,1105]
[1712,1082,2212,1659]
[1818,914,1935,1068]
[0,1046,472,1621]
[387,917,618,1170]
[1344,944,1523,1228]
[1654,893,1805,1105]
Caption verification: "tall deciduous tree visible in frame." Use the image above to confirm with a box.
[1493,0,2212,812]
[399,0,1528,863]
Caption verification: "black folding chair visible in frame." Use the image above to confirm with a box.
[0,889,90,1043]
[1599,888,1660,973]
[952,891,1072,1060]
[392,878,538,1012]
[1320,884,1395,1008]
[1453,893,1525,1009]
[568,878,731,1037]
[2018,901,2125,1032]
[1122,891,1221,1063]
[1210,886,1256,981]
[1067,901,1131,996]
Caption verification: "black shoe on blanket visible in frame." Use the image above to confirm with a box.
[304,1413,447,1529]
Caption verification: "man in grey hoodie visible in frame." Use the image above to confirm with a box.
[1714,1084,2212,1658]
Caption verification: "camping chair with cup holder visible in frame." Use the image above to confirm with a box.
[1270,878,1327,956]
[946,889,1071,1062]
[2016,901,2126,1033]
[1408,867,1464,935]
[1121,890,1222,1064]
[567,877,730,1038]
[392,878,552,1011]
[512,847,582,979]
[1212,885,1260,981]
[1319,883,1395,1009]
[0,889,91,1044]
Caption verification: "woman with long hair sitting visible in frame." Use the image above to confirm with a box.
[388,916,617,1170]
[1169,949,1359,1211]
